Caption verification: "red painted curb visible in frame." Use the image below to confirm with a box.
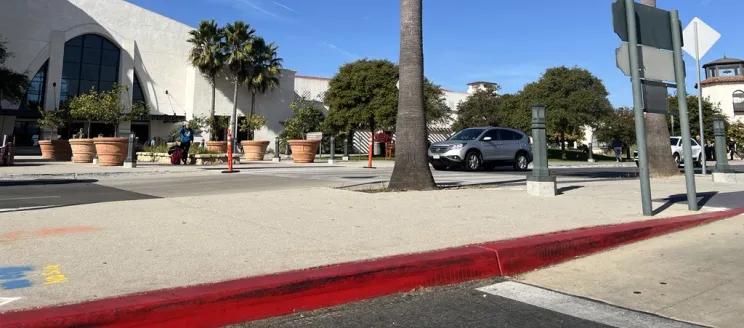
[2,208,742,328]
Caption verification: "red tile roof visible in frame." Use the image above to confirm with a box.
[699,76,744,87]
[295,75,332,81]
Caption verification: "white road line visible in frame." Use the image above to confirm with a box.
[0,196,61,201]
[477,281,700,328]
[0,205,59,213]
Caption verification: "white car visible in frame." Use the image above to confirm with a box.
[634,136,702,167]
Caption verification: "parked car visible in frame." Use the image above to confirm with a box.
[428,127,533,171]
[633,136,702,167]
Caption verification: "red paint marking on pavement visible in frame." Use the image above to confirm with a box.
[1,209,742,328]
[0,226,100,242]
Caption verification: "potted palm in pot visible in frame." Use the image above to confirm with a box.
[239,115,269,161]
[37,106,72,161]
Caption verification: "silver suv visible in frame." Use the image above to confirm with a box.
[428,127,533,171]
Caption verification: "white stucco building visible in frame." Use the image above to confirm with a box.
[699,56,744,123]
[0,0,473,154]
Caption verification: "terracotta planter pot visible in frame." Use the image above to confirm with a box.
[93,137,128,166]
[206,140,227,152]
[288,140,321,163]
[241,140,270,161]
[38,140,55,159]
[69,139,97,163]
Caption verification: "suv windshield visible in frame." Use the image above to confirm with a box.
[449,128,485,141]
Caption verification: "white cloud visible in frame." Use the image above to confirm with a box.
[321,42,361,60]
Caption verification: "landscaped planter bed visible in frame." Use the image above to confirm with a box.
[136,152,241,165]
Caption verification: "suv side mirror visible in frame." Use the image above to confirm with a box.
[482,136,492,141]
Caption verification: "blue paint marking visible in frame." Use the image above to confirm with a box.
[0,266,34,290]
[1,279,32,290]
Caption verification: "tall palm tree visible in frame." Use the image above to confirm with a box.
[187,20,224,141]
[388,0,436,190]
[223,21,255,147]
[244,37,283,140]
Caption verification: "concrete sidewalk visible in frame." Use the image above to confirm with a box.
[0,175,742,313]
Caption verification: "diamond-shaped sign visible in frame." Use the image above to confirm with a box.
[682,17,720,59]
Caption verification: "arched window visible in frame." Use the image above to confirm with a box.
[25,60,48,110]
[733,90,744,114]
[60,34,120,103]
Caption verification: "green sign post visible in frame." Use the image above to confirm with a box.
[612,0,698,215]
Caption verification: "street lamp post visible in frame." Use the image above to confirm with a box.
[712,118,736,183]
[527,104,556,196]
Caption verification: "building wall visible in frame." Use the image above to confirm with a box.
[702,83,744,123]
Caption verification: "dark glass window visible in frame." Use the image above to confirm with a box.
[60,34,120,103]
[25,60,48,110]
[133,74,145,104]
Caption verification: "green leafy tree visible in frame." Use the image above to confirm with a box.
[223,21,256,144]
[388,0,435,190]
[451,85,501,131]
[187,20,225,141]
[238,114,267,136]
[729,121,744,147]
[68,85,148,137]
[667,94,728,142]
[244,37,282,140]
[280,97,326,140]
[520,66,612,159]
[0,36,30,107]
[596,107,636,147]
[324,59,452,137]
[37,106,66,140]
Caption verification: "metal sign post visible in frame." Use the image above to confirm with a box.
[621,0,653,216]
[670,10,698,211]
[682,17,721,175]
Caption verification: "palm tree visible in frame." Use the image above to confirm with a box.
[244,37,283,140]
[223,21,256,147]
[187,20,224,141]
[388,0,436,190]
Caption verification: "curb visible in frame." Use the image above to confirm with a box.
[2,208,742,328]
[0,170,186,180]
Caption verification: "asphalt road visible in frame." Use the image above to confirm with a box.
[232,279,701,328]
[0,173,336,212]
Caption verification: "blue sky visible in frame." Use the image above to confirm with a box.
[127,0,741,107]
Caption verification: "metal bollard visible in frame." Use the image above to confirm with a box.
[526,104,556,196]
[343,138,349,161]
[328,136,336,164]
[124,132,136,168]
[273,137,281,162]
[713,118,732,172]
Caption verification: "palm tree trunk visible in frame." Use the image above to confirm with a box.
[248,91,256,140]
[639,0,678,177]
[231,79,239,151]
[388,0,436,190]
[210,75,217,141]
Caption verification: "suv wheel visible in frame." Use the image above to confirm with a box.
[673,153,681,167]
[465,151,482,171]
[514,152,529,171]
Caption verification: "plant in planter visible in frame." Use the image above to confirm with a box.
[36,106,72,161]
[67,91,100,163]
[239,114,269,161]
[70,85,149,166]
[204,115,230,152]
[280,97,326,162]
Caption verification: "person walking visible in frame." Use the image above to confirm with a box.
[178,121,194,165]
[729,138,742,161]
[612,136,623,162]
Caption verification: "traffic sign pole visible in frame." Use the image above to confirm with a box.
[624,0,653,216]
[694,21,707,175]
[671,10,698,211]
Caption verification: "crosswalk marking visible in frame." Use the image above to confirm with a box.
[477,281,701,328]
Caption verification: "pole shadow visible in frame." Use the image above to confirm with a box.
[652,191,718,215]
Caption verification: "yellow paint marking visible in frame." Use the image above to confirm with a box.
[41,264,67,285]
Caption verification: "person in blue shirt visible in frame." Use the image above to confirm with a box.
[178,121,194,164]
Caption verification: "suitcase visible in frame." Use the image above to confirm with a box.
[170,148,183,165]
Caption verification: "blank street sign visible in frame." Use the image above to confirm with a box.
[616,42,678,82]
[642,83,670,114]
[682,17,720,59]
